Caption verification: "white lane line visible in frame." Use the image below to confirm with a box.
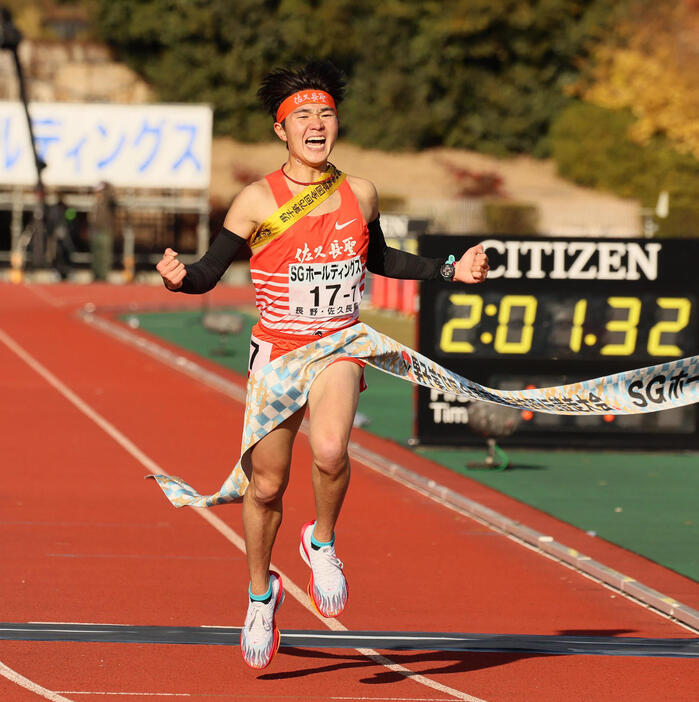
[0,325,486,702]
[0,661,74,701]
[22,283,66,308]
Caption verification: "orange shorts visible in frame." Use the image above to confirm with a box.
[248,321,367,391]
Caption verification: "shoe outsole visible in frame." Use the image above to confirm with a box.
[240,570,285,669]
[299,521,347,618]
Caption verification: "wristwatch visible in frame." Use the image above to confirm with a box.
[440,255,456,282]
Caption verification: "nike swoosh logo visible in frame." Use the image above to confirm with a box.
[335,219,357,231]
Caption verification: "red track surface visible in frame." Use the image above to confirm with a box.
[1,281,697,702]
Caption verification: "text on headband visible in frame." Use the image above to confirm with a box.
[276,90,336,123]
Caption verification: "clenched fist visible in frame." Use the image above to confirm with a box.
[454,244,489,284]
[156,248,186,291]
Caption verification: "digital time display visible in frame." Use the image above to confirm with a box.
[437,291,695,360]
[416,236,699,450]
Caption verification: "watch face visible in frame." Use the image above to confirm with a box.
[440,263,455,280]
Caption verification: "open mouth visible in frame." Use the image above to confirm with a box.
[305,136,326,147]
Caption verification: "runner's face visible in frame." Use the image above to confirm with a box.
[275,103,338,165]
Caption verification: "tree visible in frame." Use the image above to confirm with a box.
[578,0,699,159]
[92,0,622,153]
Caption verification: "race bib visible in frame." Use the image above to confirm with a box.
[288,256,363,319]
[249,335,273,375]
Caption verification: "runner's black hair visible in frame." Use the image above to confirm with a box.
[257,60,346,119]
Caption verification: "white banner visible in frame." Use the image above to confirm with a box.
[0,101,212,189]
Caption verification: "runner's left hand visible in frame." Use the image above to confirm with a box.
[454,245,489,284]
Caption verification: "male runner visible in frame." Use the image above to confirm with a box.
[156,60,489,669]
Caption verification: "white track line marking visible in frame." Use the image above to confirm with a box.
[0,326,485,702]
[0,661,74,701]
[22,283,65,308]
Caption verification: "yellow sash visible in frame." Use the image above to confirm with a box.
[249,165,346,250]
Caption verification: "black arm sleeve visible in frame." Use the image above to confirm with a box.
[175,227,248,294]
[365,216,443,280]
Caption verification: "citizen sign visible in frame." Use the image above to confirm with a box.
[481,240,661,281]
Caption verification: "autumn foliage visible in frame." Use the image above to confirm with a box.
[551,0,699,217]
[580,0,699,159]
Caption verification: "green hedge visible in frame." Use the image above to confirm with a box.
[550,102,699,216]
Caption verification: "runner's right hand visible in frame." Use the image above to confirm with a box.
[156,247,186,291]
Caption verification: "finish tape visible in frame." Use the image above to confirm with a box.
[149,323,698,507]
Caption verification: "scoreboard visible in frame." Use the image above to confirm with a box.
[416,236,699,450]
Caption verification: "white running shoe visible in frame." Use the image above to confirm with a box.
[240,571,284,669]
[299,520,348,617]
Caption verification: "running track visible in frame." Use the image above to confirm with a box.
[0,281,697,702]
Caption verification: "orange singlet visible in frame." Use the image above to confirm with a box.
[247,168,369,383]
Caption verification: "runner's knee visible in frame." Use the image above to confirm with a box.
[249,471,288,504]
[312,437,349,476]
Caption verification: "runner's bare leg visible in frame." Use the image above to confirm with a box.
[242,406,305,594]
[307,361,362,542]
